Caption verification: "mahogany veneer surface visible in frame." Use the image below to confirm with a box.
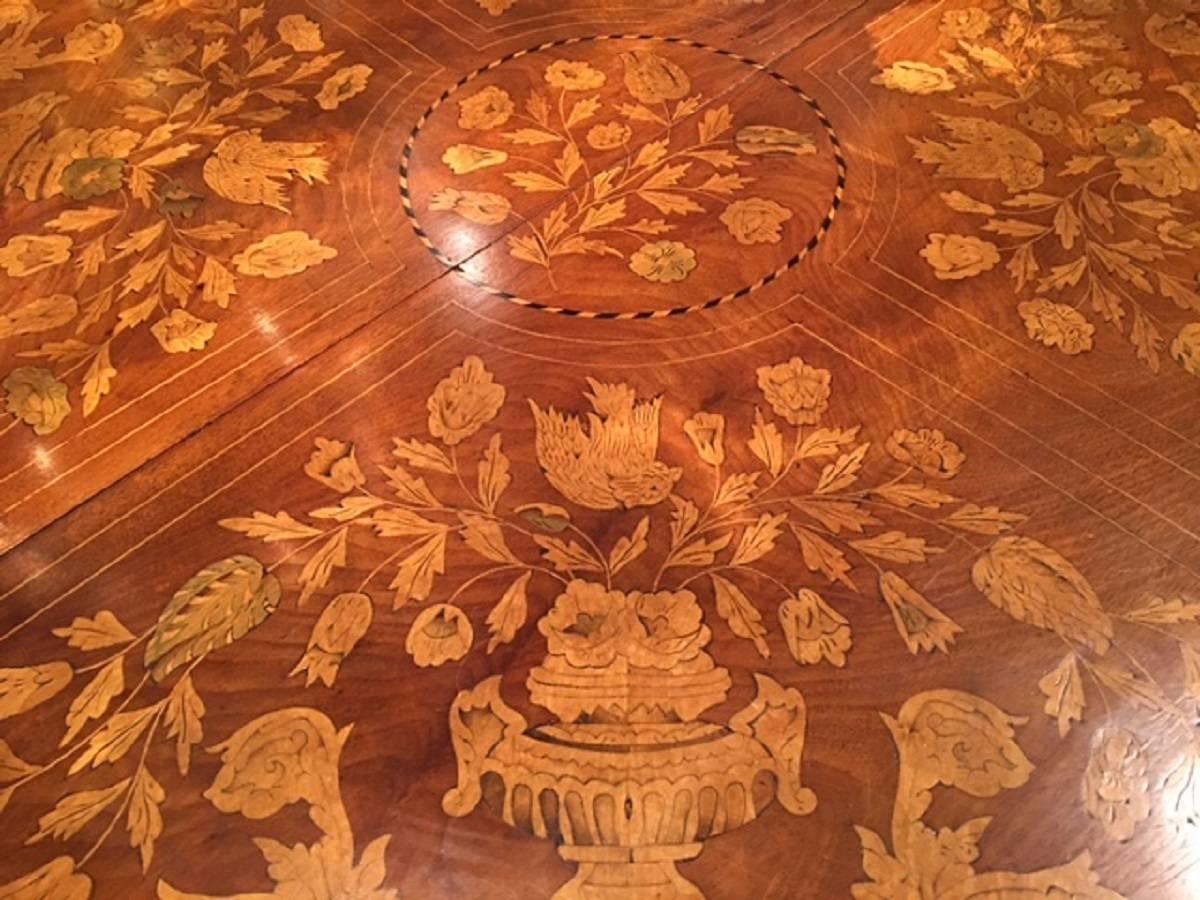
[1,0,1199,897]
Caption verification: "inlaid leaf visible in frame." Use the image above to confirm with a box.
[508,235,547,267]
[697,104,733,144]
[944,503,1026,534]
[52,611,135,651]
[673,95,702,120]
[82,344,116,417]
[1091,659,1171,713]
[1092,244,1151,292]
[0,662,73,721]
[566,96,600,128]
[1083,98,1141,118]
[628,218,673,234]
[540,203,570,245]
[1130,308,1162,372]
[202,131,328,212]
[1159,273,1200,313]
[1121,596,1200,625]
[642,162,691,191]
[459,513,518,564]
[114,294,157,335]
[816,442,870,494]
[731,513,787,566]
[62,658,123,746]
[526,91,551,126]
[608,516,650,575]
[44,207,122,233]
[591,167,620,201]
[1080,188,1114,232]
[119,105,167,124]
[940,191,995,215]
[298,529,347,605]
[638,191,704,216]
[390,533,446,608]
[218,511,323,541]
[634,139,669,168]
[790,524,855,589]
[792,500,879,534]
[163,675,204,776]
[286,52,342,84]
[553,236,621,258]
[178,221,246,242]
[972,537,1113,653]
[1036,256,1088,292]
[1007,243,1039,292]
[619,103,665,125]
[139,143,199,170]
[879,571,962,655]
[667,533,732,569]
[129,166,155,207]
[983,218,1048,238]
[507,170,565,192]
[0,739,36,783]
[1059,155,1105,176]
[486,572,531,654]
[515,502,571,534]
[688,149,742,168]
[956,90,1018,109]
[711,574,769,658]
[714,472,759,507]
[534,535,604,574]
[69,705,160,774]
[381,464,442,508]
[1182,645,1200,703]
[27,780,130,844]
[144,555,281,682]
[1118,198,1183,220]
[798,426,860,460]
[127,767,165,872]
[668,495,699,547]
[477,434,511,513]
[747,409,784,475]
[393,437,453,474]
[580,199,627,233]
[1038,654,1084,737]
[198,256,237,308]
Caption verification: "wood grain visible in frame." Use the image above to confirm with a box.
[1,0,1199,897]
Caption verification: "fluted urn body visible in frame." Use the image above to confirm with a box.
[443,581,816,899]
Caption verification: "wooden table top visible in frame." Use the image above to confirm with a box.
[1,0,1198,897]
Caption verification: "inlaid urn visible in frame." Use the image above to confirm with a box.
[443,580,816,899]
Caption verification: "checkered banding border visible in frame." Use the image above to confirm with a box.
[399,34,848,321]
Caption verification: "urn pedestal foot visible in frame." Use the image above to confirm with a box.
[553,844,704,900]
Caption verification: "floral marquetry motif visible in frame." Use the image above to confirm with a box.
[0,0,373,436]
[401,36,845,317]
[873,0,1200,376]
[2,0,1199,897]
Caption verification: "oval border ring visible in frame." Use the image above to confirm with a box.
[399,34,848,321]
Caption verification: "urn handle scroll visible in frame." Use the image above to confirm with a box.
[729,674,818,816]
[442,675,527,818]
